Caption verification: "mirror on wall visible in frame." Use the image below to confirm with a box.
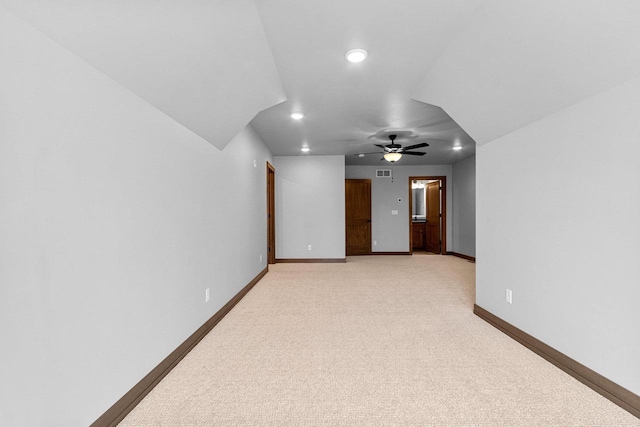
[412,180,427,221]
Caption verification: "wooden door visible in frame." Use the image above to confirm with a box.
[266,163,276,264]
[345,179,371,255]
[425,181,441,253]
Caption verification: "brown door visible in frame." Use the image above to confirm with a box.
[345,179,372,255]
[425,181,441,253]
[266,162,276,264]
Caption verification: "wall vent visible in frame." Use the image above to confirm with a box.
[376,169,392,178]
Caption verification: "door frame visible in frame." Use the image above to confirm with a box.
[266,162,276,264]
[408,176,446,255]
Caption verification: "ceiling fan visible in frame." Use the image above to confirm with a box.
[359,134,429,163]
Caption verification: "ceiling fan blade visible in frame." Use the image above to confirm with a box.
[374,144,392,152]
[353,152,384,155]
[400,142,429,151]
[402,151,427,156]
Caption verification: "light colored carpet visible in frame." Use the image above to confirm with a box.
[119,255,640,426]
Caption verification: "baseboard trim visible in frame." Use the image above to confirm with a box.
[474,304,640,419]
[370,251,411,256]
[446,251,476,262]
[275,258,346,263]
[90,266,269,427]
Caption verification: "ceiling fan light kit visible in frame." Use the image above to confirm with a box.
[383,152,402,162]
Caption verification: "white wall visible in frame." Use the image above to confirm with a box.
[274,156,345,259]
[0,8,272,426]
[452,155,476,257]
[477,75,640,395]
[345,165,453,252]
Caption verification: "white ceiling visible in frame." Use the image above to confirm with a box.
[0,0,286,150]
[413,0,640,146]
[251,0,480,165]
[3,0,640,165]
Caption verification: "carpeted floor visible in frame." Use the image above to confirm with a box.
[119,255,640,426]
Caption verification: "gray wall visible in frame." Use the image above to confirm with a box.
[345,165,453,252]
[274,156,346,259]
[477,75,640,395]
[0,10,272,426]
[452,155,476,257]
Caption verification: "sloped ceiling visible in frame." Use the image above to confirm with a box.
[0,0,286,150]
[3,1,640,159]
[251,0,481,165]
[413,0,640,145]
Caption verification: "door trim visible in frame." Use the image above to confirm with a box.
[408,176,447,255]
[266,162,276,264]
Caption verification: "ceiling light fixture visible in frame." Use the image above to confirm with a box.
[383,152,402,163]
[290,112,304,120]
[345,48,368,63]
[453,146,463,151]
[301,147,310,153]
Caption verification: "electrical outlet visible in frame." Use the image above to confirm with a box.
[373,240,377,246]
[260,254,263,263]
[505,289,512,304]
[205,288,210,303]
[307,245,312,251]
[253,159,257,168]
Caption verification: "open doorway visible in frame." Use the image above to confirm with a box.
[409,176,446,255]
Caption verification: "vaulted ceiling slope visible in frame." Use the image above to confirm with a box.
[4,1,640,155]
[251,0,481,165]
[0,0,286,150]
[413,0,640,146]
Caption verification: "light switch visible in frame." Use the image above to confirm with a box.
[391,210,398,215]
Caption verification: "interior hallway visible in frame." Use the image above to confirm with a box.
[118,256,639,426]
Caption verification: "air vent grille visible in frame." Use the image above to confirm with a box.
[376,169,391,178]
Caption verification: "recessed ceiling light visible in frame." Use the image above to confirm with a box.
[290,112,304,120]
[358,154,365,158]
[301,147,310,153]
[345,49,368,63]
[453,146,463,151]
